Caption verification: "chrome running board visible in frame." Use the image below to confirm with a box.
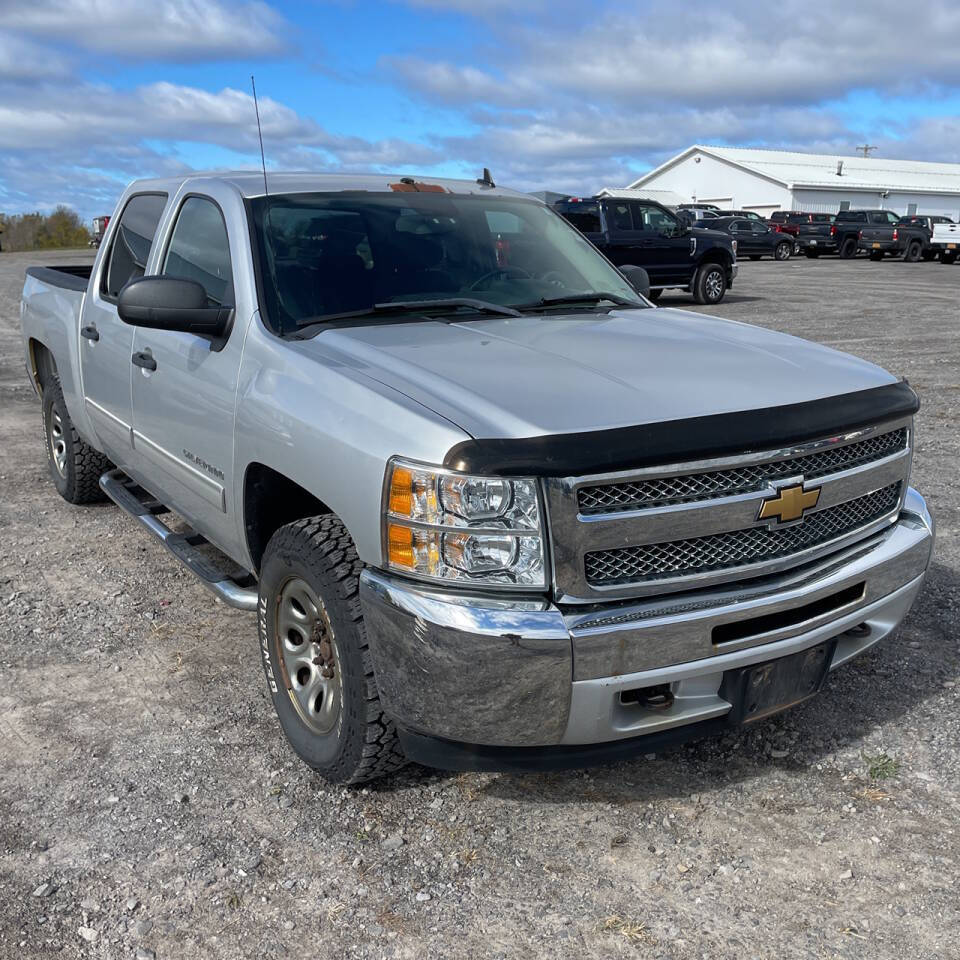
[99,469,258,611]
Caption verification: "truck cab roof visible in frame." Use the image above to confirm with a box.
[122,171,529,201]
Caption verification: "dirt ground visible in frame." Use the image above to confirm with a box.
[1,249,957,960]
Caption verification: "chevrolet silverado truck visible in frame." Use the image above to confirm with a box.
[858,214,932,261]
[20,173,934,784]
[834,209,899,259]
[930,221,960,264]
[554,196,736,303]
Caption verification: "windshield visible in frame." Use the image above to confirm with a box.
[249,192,643,333]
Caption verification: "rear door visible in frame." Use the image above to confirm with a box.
[728,219,755,254]
[128,192,246,552]
[80,192,168,467]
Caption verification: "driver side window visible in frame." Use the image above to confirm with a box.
[636,203,681,237]
[162,197,234,307]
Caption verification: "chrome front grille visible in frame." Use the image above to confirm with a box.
[584,483,901,586]
[578,427,907,514]
[544,418,912,602]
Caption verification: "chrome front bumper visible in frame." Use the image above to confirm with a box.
[360,489,934,754]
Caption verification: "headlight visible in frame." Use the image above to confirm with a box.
[382,459,546,588]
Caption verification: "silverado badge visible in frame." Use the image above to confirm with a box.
[758,483,821,525]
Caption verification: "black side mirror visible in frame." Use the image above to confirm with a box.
[118,276,233,340]
[619,264,650,298]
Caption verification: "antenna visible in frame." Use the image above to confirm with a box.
[476,167,495,188]
[855,144,877,158]
[251,74,269,197]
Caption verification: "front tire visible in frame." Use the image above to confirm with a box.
[258,516,406,784]
[42,379,110,504]
[774,241,792,261]
[692,262,727,304]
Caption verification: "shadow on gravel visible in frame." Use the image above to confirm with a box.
[469,559,959,805]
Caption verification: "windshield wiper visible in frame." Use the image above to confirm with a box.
[514,292,644,311]
[293,297,520,334]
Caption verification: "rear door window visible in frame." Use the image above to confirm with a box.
[606,202,635,231]
[557,202,602,233]
[101,193,168,299]
[161,197,234,306]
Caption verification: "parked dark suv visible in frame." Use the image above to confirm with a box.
[709,217,795,260]
[555,196,737,303]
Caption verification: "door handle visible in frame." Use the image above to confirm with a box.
[80,324,99,342]
[131,351,157,372]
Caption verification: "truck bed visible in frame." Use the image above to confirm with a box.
[25,264,93,292]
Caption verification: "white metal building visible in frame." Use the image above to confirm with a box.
[624,145,960,218]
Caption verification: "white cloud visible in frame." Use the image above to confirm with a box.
[0,76,444,218]
[0,0,288,60]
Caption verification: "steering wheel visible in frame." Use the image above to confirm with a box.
[469,266,532,291]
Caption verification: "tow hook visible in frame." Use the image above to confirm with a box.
[621,683,675,711]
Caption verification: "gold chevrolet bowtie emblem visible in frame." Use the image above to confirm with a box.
[758,484,821,524]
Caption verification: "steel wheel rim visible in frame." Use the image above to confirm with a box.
[49,410,67,477]
[705,270,723,300]
[275,577,342,736]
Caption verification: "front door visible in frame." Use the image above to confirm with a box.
[128,194,242,553]
[80,193,168,467]
[600,200,666,282]
[633,202,692,282]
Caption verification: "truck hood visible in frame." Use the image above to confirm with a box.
[294,307,897,440]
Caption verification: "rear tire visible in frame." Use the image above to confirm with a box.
[904,241,922,263]
[42,379,110,504]
[774,241,792,261]
[258,516,406,785]
[839,237,857,259]
[692,262,727,304]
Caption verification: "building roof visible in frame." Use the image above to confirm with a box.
[628,146,960,196]
[126,171,530,200]
[596,186,687,206]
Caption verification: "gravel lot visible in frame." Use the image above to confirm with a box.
[1,249,957,960]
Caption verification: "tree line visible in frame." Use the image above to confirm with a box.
[0,207,91,252]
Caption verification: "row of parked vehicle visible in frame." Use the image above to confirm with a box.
[684,204,958,263]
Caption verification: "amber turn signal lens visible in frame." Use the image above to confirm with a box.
[388,466,413,516]
[387,523,414,568]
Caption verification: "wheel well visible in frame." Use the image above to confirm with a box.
[699,249,732,270]
[243,463,332,573]
[28,339,57,394]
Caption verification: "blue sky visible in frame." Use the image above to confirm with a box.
[2,0,960,220]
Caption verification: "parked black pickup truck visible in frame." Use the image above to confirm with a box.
[858,212,943,261]
[832,209,898,258]
[895,215,955,261]
[790,214,836,257]
[556,196,737,303]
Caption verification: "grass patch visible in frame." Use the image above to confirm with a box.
[863,751,899,780]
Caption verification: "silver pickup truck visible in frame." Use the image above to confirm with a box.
[20,172,934,783]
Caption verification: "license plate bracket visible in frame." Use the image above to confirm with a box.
[720,639,837,726]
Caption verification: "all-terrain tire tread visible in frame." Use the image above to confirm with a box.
[263,516,407,784]
[44,379,111,504]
